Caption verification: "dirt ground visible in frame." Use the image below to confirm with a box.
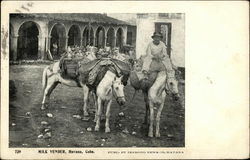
[9,64,185,147]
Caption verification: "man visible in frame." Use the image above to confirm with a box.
[52,41,58,56]
[141,32,173,79]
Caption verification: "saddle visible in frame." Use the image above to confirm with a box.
[78,58,131,90]
[130,71,158,91]
[58,55,131,89]
[130,59,166,91]
[59,56,86,80]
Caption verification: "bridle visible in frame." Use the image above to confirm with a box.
[112,81,125,103]
[165,70,178,95]
[105,64,125,102]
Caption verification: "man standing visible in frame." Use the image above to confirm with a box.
[141,32,173,79]
[52,41,58,56]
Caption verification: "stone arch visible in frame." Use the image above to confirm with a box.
[116,27,124,49]
[17,21,40,60]
[49,23,67,59]
[106,27,115,48]
[95,26,105,48]
[82,26,94,46]
[68,24,81,46]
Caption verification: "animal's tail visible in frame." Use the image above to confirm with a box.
[42,66,49,92]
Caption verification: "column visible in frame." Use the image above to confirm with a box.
[46,35,53,60]
[104,35,107,48]
[46,36,51,53]
[122,35,125,46]
[113,35,117,47]
[38,35,46,60]
[10,34,19,61]
[92,26,98,47]
[88,29,91,45]
[93,36,96,46]
[64,36,69,51]
[80,34,83,47]
[123,27,127,45]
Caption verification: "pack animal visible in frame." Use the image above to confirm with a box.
[93,67,126,133]
[41,47,98,117]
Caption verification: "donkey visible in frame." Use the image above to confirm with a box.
[93,68,126,133]
[41,47,97,117]
[130,59,179,137]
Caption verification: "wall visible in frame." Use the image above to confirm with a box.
[136,14,185,67]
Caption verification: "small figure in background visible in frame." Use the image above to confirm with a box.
[67,46,73,58]
[52,41,58,56]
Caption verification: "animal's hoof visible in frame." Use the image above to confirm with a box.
[148,132,153,137]
[155,133,161,138]
[83,111,89,117]
[41,106,46,110]
[94,126,99,132]
[105,128,110,133]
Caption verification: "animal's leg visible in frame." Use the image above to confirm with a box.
[82,85,89,117]
[47,82,59,97]
[41,90,48,110]
[101,101,106,121]
[41,79,58,110]
[93,93,98,122]
[148,100,154,137]
[155,93,166,137]
[143,92,149,125]
[105,100,112,133]
[94,98,102,131]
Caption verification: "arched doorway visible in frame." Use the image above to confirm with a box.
[82,27,94,46]
[17,21,39,60]
[107,27,115,48]
[50,23,66,59]
[95,26,105,48]
[116,28,123,49]
[68,25,81,47]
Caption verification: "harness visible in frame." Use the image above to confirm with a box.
[112,81,125,102]
[165,69,177,94]
[96,62,125,102]
[86,62,124,92]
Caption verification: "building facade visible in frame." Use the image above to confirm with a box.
[136,13,185,67]
[9,14,133,60]
[107,13,137,47]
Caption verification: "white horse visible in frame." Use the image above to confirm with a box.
[94,70,126,133]
[130,60,179,137]
[147,70,179,137]
[41,47,97,117]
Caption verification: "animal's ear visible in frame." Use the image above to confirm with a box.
[116,75,123,80]
[119,75,124,80]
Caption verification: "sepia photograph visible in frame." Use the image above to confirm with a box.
[9,13,185,148]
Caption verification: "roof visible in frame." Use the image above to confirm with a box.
[11,13,131,26]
